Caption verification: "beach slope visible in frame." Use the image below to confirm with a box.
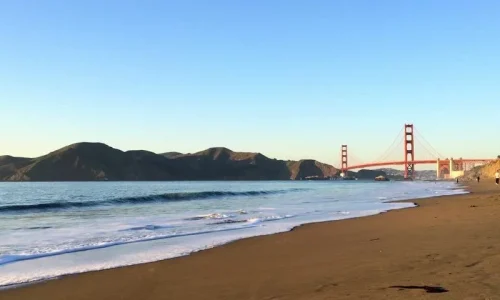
[2,182,500,299]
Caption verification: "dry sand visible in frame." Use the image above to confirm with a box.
[2,181,500,300]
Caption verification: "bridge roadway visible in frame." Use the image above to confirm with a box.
[346,159,494,170]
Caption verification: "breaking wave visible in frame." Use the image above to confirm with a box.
[0,189,305,213]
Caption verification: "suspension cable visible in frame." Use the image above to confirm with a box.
[414,128,445,158]
[378,140,403,162]
[375,127,404,162]
[415,138,440,160]
[349,152,365,166]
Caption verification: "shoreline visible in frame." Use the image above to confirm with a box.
[2,182,499,299]
[0,183,460,289]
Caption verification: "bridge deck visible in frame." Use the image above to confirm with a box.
[346,159,494,170]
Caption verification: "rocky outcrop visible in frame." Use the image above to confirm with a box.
[462,160,500,180]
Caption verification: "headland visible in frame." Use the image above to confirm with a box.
[0,142,389,181]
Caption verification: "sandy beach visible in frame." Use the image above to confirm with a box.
[1,181,500,300]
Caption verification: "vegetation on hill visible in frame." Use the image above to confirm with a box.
[356,169,387,179]
[0,143,340,181]
[160,152,184,159]
[1,143,181,181]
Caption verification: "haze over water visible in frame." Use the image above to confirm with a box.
[0,180,465,287]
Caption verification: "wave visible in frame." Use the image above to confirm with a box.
[0,222,262,266]
[119,224,174,231]
[184,209,249,221]
[0,189,304,213]
[184,213,231,221]
[0,213,296,266]
[210,214,295,225]
[13,226,53,231]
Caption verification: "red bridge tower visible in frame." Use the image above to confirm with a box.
[404,124,415,179]
[341,145,348,175]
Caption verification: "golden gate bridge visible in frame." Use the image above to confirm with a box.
[339,124,494,179]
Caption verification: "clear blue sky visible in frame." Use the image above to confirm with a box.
[1,0,499,166]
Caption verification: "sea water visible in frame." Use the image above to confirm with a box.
[0,180,466,287]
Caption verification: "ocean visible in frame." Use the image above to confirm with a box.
[0,180,465,287]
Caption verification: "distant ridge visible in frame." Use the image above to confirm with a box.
[0,143,342,181]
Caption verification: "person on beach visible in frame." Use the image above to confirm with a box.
[477,175,480,183]
[495,170,499,185]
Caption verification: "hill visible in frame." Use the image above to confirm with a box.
[160,152,184,159]
[2,143,183,181]
[168,147,338,180]
[0,144,340,181]
[462,160,500,181]
[0,155,33,179]
[287,160,338,180]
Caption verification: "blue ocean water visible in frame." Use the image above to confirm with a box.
[0,180,465,287]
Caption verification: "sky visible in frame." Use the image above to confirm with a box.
[1,0,499,167]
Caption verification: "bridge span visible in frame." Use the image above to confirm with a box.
[340,124,496,179]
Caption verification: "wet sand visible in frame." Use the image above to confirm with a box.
[2,181,500,300]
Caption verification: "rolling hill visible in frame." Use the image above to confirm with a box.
[0,143,340,181]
